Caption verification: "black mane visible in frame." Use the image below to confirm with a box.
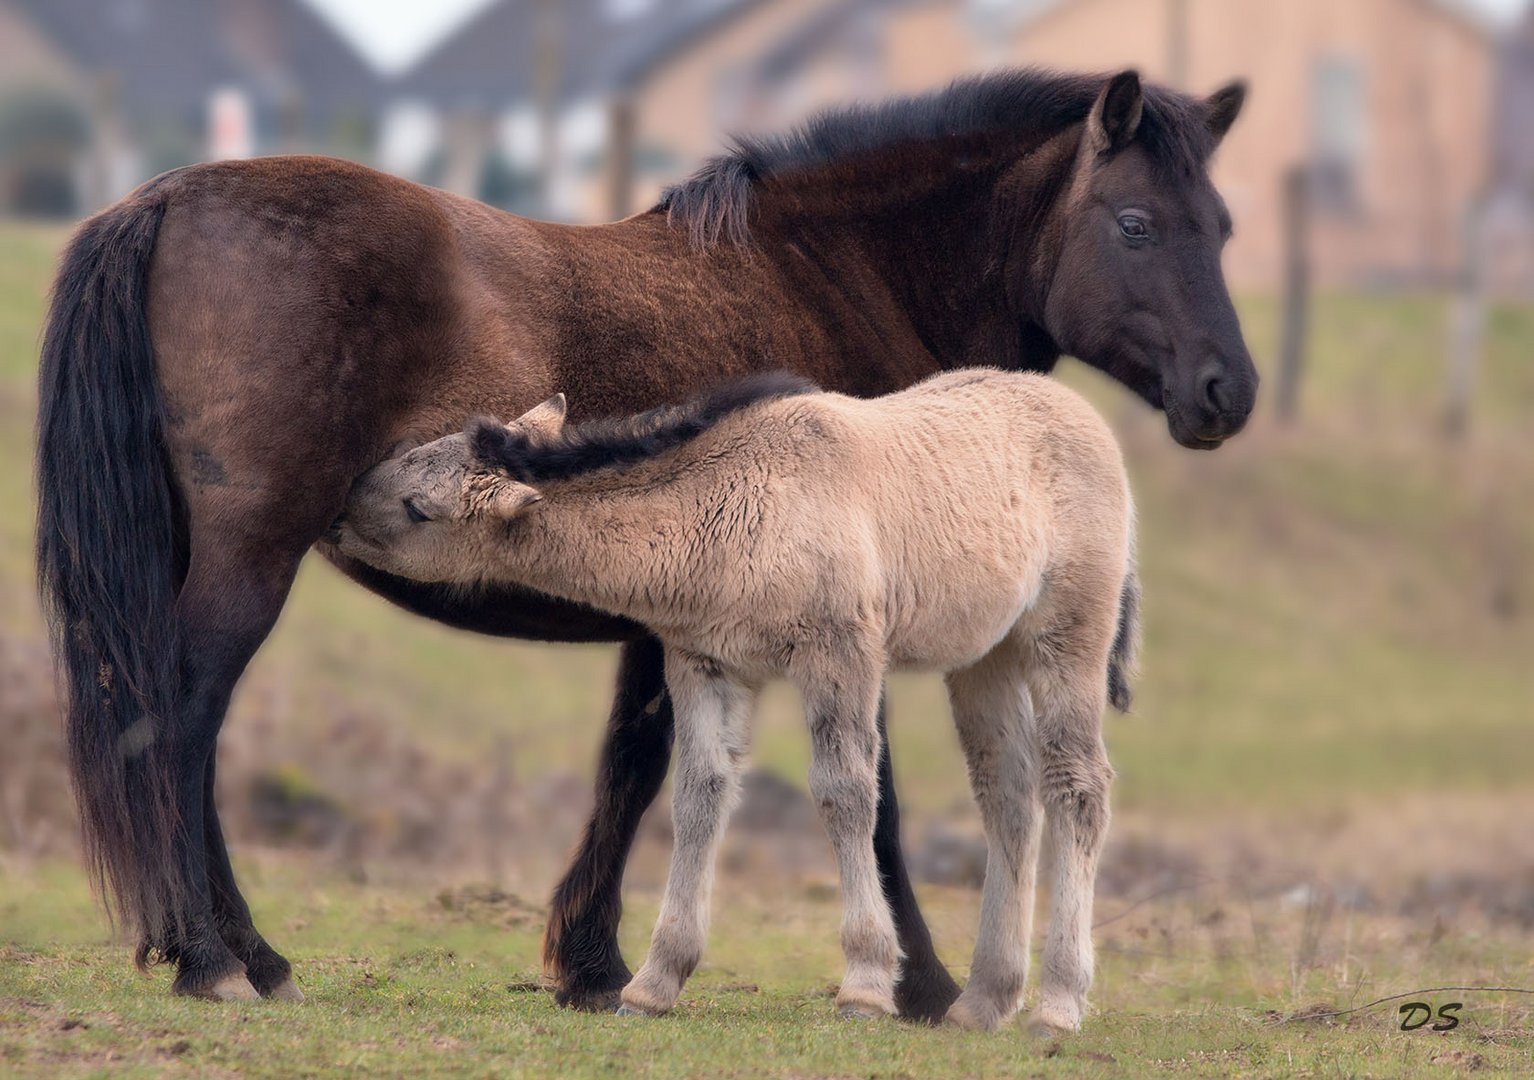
[658,67,1215,248]
[472,372,819,483]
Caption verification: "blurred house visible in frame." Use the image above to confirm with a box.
[0,0,382,215]
[395,0,1512,290]
[388,0,777,218]
[388,0,1028,219]
[2,0,1525,295]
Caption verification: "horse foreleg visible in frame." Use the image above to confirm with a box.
[543,636,674,1010]
[617,652,753,1016]
[876,696,962,1022]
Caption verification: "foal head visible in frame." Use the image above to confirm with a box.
[333,396,565,581]
[1023,71,1256,448]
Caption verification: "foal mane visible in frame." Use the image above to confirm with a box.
[472,372,818,484]
[658,67,1216,248]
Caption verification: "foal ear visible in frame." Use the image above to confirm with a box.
[1088,70,1143,154]
[514,393,567,439]
[485,478,544,520]
[1204,80,1247,143]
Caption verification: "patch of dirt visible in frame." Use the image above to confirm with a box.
[1430,1049,1485,1070]
[432,884,541,927]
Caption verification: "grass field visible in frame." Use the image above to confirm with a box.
[2,220,1532,1076]
[4,860,1534,1078]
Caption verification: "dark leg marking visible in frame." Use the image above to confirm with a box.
[543,636,674,1011]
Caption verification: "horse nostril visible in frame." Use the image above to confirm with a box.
[1195,365,1228,415]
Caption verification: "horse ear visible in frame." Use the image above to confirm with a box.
[1088,70,1143,154]
[515,393,567,439]
[1204,80,1247,143]
[485,478,543,520]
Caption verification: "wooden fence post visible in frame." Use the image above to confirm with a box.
[1276,166,1311,425]
[607,94,636,223]
[1444,197,1488,440]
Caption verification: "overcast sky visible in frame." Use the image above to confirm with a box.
[304,0,1530,76]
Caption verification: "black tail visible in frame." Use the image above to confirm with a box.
[36,190,186,958]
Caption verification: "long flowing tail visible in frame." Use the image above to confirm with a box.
[35,187,186,958]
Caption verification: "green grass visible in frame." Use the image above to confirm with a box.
[4,865,1532,1078]
[2,222,1532,1075]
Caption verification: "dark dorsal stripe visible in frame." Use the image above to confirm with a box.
[472,371,819,484]
[658,67,1215,248]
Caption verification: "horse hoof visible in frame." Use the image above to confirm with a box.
[265,976,305,1003]
[558,987,623,1013]
[200,975,261,1002]
[944,998,1001,1032]
[1026,1011,1080,1037]
[837,1003,885,1021]
[615,1003,657,1018]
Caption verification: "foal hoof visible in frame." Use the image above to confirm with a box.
[1026,1009,1081,1037]
[944,996,1002,1032]
[195,974,261,1003]
[615,1002,665,1018]
[835,983,894,1021]
[264,976,305,1003]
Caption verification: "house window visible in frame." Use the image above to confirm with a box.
[1309,56,1366,214]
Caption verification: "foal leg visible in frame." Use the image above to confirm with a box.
[544,636,674,1010]
[942,642,1042,1031]
[618,653,753,1016]
[801,659,900,1019]
[1027,648,1114,1034]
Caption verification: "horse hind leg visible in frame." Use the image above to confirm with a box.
[1023,629,1115,1035]
[204,756,302,1000]
[798,654,899,1020]
[157,531,310,1000]
[942,639,1041,1032]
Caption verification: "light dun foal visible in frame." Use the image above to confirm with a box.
[334,368,1139,1033]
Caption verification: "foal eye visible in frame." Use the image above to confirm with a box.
[1117,214,1149,241]
[402,497,431,524]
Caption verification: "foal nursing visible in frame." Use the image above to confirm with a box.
[335,368,1138,1033]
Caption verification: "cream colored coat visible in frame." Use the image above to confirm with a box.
[336,368,1138,1033]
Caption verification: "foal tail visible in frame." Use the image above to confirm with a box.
[35,185,186,957]
[1107,522,1141,714]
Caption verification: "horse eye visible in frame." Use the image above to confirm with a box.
[1118,214,1149,240]
[402,497,431,524]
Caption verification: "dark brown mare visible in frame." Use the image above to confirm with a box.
[35,69,1255,1019]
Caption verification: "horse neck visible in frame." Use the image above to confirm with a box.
[491,474,693,625]
[752,134,1073,371]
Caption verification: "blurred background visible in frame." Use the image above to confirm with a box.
[1,0,1532,1014]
